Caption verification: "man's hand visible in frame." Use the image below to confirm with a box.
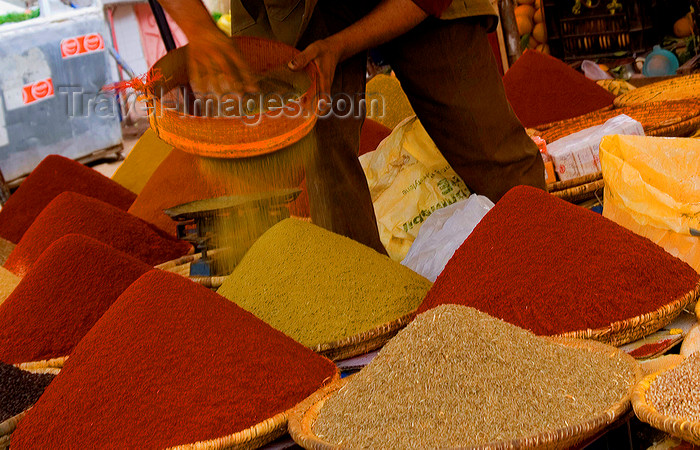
[187,29,258,95]
[288,38,343,96]
[288,0,428,95]
[157,0,256,96]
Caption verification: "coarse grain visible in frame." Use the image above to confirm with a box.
[417,186,700,335]
[217,219,431,348]
[0,362,54,422]
[647,352,700,421]
[314,305,635,449]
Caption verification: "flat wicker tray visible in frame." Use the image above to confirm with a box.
[547,172,604,204]
[289,337,641,450]
[155,252,228,289]
[312,312,416,361]
[166,369,340,450]
[537,100,700,143]
[0,367,60,449]
[632,362,700,445]
[614,74,700,108]
[555,282,700,347]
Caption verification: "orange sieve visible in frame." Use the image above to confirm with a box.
[145,37,319,159]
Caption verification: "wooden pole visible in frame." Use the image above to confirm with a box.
[498,0,522,66]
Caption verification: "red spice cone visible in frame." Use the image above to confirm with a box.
[11,270,337,449]
[0,234,151,364]
[4,192,191,276]
[502,50,616,128]
[0,155,136,244]
[417,185,699,335]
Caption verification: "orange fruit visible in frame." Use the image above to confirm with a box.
[532,22,548,43]
[534,0,542,8]
[536,43,550,55]
[534,8,545,23]
[516,15,534,36]
[674,17,693,38]
[515,4,536,19]
[528,36,539,49]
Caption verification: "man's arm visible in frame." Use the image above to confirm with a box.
[156,0,256,94]
[289,0,447,94]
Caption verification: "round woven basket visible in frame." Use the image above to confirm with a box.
[312,311,416,361]
[146,38,319,159]
[0,367,60,449]
[537,99,700,143]
[614,74,700,108]
[289,337,641,450]
[632,362,700,445]
[165,369,340,450]
[155,252,229,289]
[555,281,700,347]
[547,172,604,204]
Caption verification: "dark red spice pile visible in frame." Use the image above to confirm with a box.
[4,192,191,276]
[502,50,616,128]
[0,362,55,422]
[417,186,699,335]
[11,270,337,448]
[0,155,136,244]
[0,235,151,365]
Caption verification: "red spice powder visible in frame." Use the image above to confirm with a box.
[502,50,616,128]
[12,270,337,449]
[417,186,699,335]
[0,234,151,364]
[0,155,136,244]
[4,192,191,276]
[359,119,392,157]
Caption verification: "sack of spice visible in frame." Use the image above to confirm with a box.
[417,186,699,341]
[10,270,337,448]
[601,135,700,273]
[360,116,470,261]
[217,218,432,351]
[309,304,639,448]
[4,192,192,276]
[110,129,173,195]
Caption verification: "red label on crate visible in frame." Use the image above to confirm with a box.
[60,33,105,58]
[22,78,55,105]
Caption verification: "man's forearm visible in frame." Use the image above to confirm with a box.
[329,0,429,62]
[156,0,219,38]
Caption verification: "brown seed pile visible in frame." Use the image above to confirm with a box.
[314,305,635,449]
[0,362,55,422]
[647,352,700,421]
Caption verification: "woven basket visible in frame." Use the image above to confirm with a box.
[632,362,700,445]
[536,100,700,143]
[166,370,340,450]
[312,311,416,361]
[155,252,228,289]
[614,74,700,108]
[547,172,605,204]
[289,337,641,450]
[0,367,60,449]
[15,356,67,371]
[555,281,700,347]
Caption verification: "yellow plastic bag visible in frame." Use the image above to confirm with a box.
[600,134,700,272]
[360,116,470,261]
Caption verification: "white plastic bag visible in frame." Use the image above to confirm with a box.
[401,195,494,282]
[548,114,644,181]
